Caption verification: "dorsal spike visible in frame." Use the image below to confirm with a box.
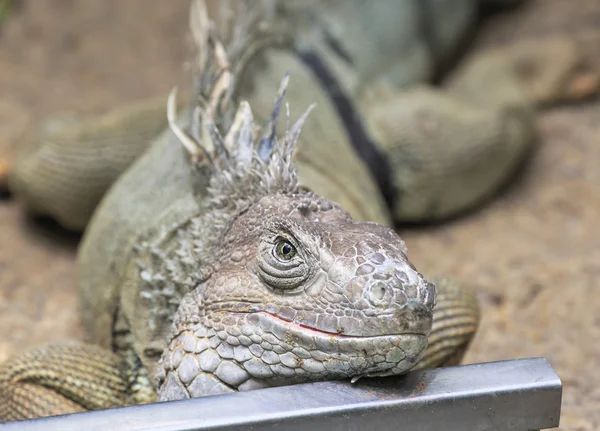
[167,88,199,157]
[257,72,290,161]
[285,103,316,158]
[167,88,216,168]
[235,102,256,165]
[223,101,251,157]
[169,0,313,203]
[206,122,230,162]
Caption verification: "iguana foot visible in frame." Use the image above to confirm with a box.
[0,343,131,422]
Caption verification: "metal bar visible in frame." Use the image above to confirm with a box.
[0,357,562,431]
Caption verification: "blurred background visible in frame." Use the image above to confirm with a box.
[0,1,599,429]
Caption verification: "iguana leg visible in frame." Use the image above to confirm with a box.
[0,343,133,422]
[6,96,185,231]
[362,37,598,223]
[414,277,480,370]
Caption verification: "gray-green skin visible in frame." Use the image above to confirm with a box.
[6,0,588,412]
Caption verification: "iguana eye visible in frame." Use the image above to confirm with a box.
[257,232,314,291]
[274,239,296,260]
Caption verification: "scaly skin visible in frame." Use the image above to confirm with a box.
[0,0,597,423]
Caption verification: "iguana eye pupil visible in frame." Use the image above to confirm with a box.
[275,240,296,260]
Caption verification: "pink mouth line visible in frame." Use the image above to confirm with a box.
[261,311,422,339]
[262,311,351,338]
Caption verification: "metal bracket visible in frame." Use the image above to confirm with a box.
[0,357,562,431]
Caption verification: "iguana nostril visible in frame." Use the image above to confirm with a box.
[373,285,386,300]
[366,281,391,306]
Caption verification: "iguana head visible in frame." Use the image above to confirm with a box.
[157,191,434,399]
[154,2,434,400]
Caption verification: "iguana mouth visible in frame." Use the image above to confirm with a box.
[248,310,428,360]
[261,311,424,339]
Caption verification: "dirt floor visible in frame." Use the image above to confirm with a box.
[0,1,599,429]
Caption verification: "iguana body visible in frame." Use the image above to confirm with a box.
[0,0,595,423]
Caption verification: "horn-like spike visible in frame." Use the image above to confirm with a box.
[206,122,230,162]
[190,105,203,146]
[168,87,215,168]
[208,38,233,116]
[236,102,256,165]
[179,2,306,203]
[285,102,291,143]
[285,103,316,157]
[168,88,201,157]
[257,72,290,161]
[224,100,249,154]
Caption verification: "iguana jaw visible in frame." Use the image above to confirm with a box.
[155,308,428,401]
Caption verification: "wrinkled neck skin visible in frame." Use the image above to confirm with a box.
[155,192,435,400]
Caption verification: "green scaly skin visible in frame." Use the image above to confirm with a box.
[0,0,596,423]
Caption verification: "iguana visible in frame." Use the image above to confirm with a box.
[0,0,595,423]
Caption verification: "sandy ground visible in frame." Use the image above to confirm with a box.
[0,1,599,429]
